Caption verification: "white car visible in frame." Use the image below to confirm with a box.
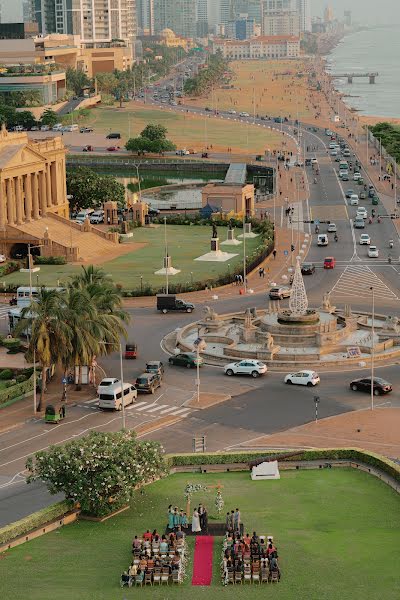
[284,370,320,387]
[0,254,6,263]
[311,158,318,164]
[349,195,359,206]
[97,377,120,395]
[224,359,267,378]
[353,172,361,180]
[327,223,337,233]
[356,207,368,219]
[368,245,379,258]
[228,109,237,114]
[239,112,250,117]
[359,234,371,245]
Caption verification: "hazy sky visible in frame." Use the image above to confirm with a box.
[311,0,400,24]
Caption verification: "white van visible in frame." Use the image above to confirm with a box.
[350,194,359,206]
[98,381,137,411]
[65,124,79,132]
[317,234,329,246]
[52,123,63,131]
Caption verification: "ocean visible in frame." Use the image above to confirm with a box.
[326,25,400,119]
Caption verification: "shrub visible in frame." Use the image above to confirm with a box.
[16,374,27,384]
[0,374,34,406]
[0,261,19,277]
[0,500,72,545]
[0,368,13,380]
[34,256,67,265]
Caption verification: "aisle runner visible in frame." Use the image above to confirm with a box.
[191,536,214,586]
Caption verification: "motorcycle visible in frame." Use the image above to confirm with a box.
[371,209,376,218]
[389,240,394,249]
[334,233,338,242]
[377,216,381,223]
[315,225,319,234]
[313,178,317,184]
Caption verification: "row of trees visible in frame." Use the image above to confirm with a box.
[0,104,59,129]
[66,167,125,211]
[369,122,400,164]
[184,52,231,96]
[16,265,129,412]
[125,123,176,155]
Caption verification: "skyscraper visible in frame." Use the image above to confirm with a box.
[154,0,196,37]
[33,0,136,45]
[297,0,311,32]
[262,0,300,37]
[137,0,155,34]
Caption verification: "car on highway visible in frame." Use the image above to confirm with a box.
[323,257,336,269]
[330,149,338,156]
[359,234,371,245]
[269,286,291,300]
[341,174,349,181]
[345,189,355,198]
[354,217,365,229]
[107,146,120,151]
[317,234,329,246]
[339,170,348,178]
[176,149,190,155]
[350,195,359,206]
[284,370,320,387]
[239,111,250,117]
[349,377,392,396]
[356,207,368,219]
[228,109,237,114]
[327,223,337,233]
[224,359,267,378]
[301,263,316,275]
[169,352,203,368]
[359,191,367,199]
[80,127,93,133]
[368,245,379,257]
[353,172,361,180]
[135,372,162,394]
[106,132,121,139]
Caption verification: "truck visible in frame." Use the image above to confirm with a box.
[156,294,195,314]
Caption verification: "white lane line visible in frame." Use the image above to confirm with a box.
[169,408,192,416]
[135,403,153,411]
[158,406,181,414]
[132,401,148,409]
[85,398,98,405]
[146,405,169,413]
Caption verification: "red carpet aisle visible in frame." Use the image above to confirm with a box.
[191,536,214,585]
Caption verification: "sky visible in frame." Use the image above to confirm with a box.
[311,0,400,24]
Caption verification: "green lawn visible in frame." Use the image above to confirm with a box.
[2,226,261,290]
[1,470,399,600]
[79,104,283,154]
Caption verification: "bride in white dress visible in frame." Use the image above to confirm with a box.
[192,509,201,533]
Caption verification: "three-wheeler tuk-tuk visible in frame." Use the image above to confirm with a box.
[44,403,66,424]
[124,343,137,359]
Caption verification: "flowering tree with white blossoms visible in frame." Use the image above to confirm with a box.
[25,431,165,516]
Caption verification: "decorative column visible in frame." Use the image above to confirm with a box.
[50,162,58,205]
[289,258,309,316]
[39,170,47,216]
[25,173,32,222]
[0,180,6,229]
[46,164,52,208]
[32,172,40,220]
[6,178,14,225]
[15,176,23,225]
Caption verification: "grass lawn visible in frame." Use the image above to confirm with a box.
[81,104,283,154]
[1,226,261,290]
[187,60,316,121]
[1,470,399,600]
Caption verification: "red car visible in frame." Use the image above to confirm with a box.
[107,145,120,152]
[324,257,336,269]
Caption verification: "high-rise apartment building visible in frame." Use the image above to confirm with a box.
[262,0,299,37]
[231,0,262,24]
[154,0,196,38]
[297,0,310,32]
[137,0,155,34]
[33,0,136,45]
[324,5,334,23]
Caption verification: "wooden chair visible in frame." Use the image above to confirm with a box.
[234,571,242,584]
[227,570,234,585]
[261,568,269,583]
[270,570,279,583]
[172,570,181,584]
[161,568,170,584]
[135,574,144,586]
[144,571,153,586]
[243,568,252,584]
[252,570,260,584]
[153,569,161,585]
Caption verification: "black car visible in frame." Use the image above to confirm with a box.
[106,132,121,139]
[350,377,392,396]
[135,372,162,394]
[301,263,315,275]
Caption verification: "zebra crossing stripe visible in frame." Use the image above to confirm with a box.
[169,408,192,416]
[145,405,169,413]
[331,265,398,299]
[133,401,150,409]
[158,406,181,414]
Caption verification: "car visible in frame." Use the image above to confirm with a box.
[90,211,104,224]
[169,352,203,368]
[30,125,39,131]
[317,234,329,246]
[330,149,338,156]
[356,207,368,219]
[239,112,250,117]
[339,170,348,178]
[327,223,337,233]
[83,145,93,152]
[107,146,120,151]
[353,217,365,229]
[0,254,6,263]
[350,195,359,206]
[106,132,121,139]
[349,377,392,396]
[329,142,337,149]
[345,189,355,198]
[284,370,320,387]
[341,174,349,181]
[224,359,267,378]
[359,191,367,199]
[311,158,318,164]
[325,129,333,136]
[40,125,50,131]
[269,286,291,300]
[204,107,212,111]
[176,149,189,155]
[335,156,341,162]
[148,208,160,217]
[368,245,379,257]
[324,257,336,269]
[135,372,162,394]
[228,109,237,114]
[301,263,315,275]
[80,127,93,133]
[97,377,120,394]
[359,234,371,245]
[145,361,164,378]
[353,172,361,180]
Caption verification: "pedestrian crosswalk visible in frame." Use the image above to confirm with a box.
[330,265,399,300]
[0,305,10,319]
[82,398,192,418]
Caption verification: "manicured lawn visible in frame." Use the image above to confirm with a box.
[1,470,399,600]
[80,104,283,154]
[1,226,262,290]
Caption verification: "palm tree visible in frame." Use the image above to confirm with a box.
[15,289,72,412]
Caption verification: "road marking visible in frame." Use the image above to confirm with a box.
[169,408,192,416]
[330,264,399,300]
[132,401,148,409]
[158,406,181,414]
[146,404,169,413]
[85,398,98,405]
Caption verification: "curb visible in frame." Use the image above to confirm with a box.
[135,414,184,436]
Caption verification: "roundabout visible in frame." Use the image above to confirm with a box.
[171,260,400,370]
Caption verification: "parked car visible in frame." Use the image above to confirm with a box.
[80,127,93,133]
[323,257,336,269]
[368,245,379,258]
[349,377,392,396]
[169,352,202,368]
[145,361,164,378]
[301,263,315,275]
[106,132,121,139]
[269,286,291,300]
[239,112,250,117]
[90,211,104,224]
[224,359,267,378]
[40,125,50,131]
[359,234,371,245]
[135,372,162,394]
[327,223,337,233]
[284,370,320,386]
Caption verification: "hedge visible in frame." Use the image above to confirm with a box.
[0,374,34,406]
[34,256,66,265]
[166,449,400,484]
[0,500,72,546]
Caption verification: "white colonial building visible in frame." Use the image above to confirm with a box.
[211,35,300,60]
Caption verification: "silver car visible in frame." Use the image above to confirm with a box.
[269,286,291,300]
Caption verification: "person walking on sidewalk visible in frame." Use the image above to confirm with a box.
[272,249,277,260]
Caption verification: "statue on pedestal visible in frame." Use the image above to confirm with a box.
[322,292,332,312]
[211,223,218,239]
[203,306,219,322]
[265,332,274,350]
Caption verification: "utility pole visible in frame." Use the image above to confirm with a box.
[370,287,375,411]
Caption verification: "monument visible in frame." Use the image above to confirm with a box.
[154,255,181,276]
[251,461,280,480]
[238,219,259,240]
[221,220,242,246]
[194,224,238,263]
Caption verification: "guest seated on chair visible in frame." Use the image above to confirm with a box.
[176,525,184,540]
[159,536,169,553]
[143,530,152,541]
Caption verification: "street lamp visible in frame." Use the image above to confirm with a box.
[193,337,206,404]
[314,396,320,423]
[190,272,193,286]
[99,341,126,429]
[370,287,375,411]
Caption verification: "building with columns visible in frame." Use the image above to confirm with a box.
[0,126,119,262]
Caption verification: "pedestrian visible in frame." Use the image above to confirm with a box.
[272,249,277,260]
[259,267,263,278]
[261,268,265,278]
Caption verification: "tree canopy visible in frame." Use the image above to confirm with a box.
[41,108,58,127]
[66,166,125,210]
[66,67,91,96]
[125,123,176,155]
[370,122,400,164]
[184,52,231,97]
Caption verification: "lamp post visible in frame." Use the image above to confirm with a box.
[190,272,193,286]
[242,211,247,293]
[314,396,320,423]
[26,242,43,414]
[164,216,169,294]
[99,341,126,429]
[370,286,375,411]
[193,337,206,404]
